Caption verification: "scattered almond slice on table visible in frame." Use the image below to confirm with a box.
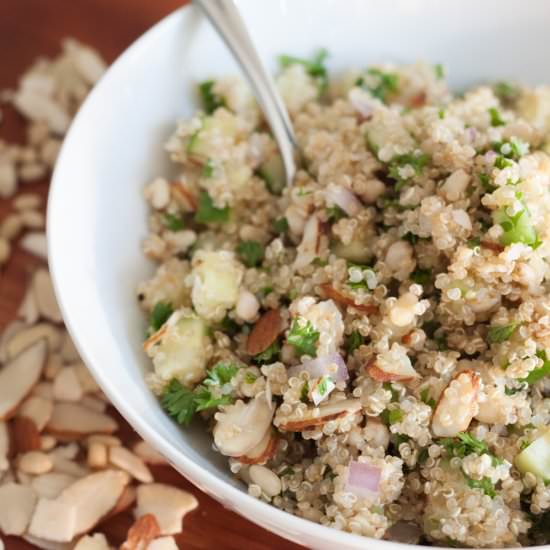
[0,39,200,549]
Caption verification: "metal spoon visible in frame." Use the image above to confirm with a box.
[193,0,297,186]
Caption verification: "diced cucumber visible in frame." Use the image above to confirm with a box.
[332,238,372,264]
[257,153,286,195]
[515,430,550,481]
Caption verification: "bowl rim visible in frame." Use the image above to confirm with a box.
[47,4,544,550]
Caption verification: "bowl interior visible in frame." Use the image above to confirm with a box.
[48,1,550,548]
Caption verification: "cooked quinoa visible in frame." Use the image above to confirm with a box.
[138,54,550,547]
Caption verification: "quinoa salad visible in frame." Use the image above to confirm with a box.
[137,52,550,547]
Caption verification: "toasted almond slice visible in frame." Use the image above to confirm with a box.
[59,332,80,363]
[0,421,9,471]
[81,394,107,413]
[102,484,136,520]
[46,403,117,438]
[121,513,161,550]
[20,232,48,260]
[18,451,54,475]
[148,536,179,550]
[132,440,167,466]
[86,434,122,447]
[33,382,54,400]
[366,359,418,383]
[40,435,57,451]
[278,398,362,432]
[6,323,60,360]
[246,309,282,355]
[50,443,79,460]
[12,416,42,453]
[44,353,63,380]
[16,469,33,486]
[58,469,129,536]
[49,454,89,478]
[238,430,279,465]
[0,482,37,535]
[87,442,108,469]
[0,339,46,420]
[432,370,481,438]
[73,533,110,550]
[18,395,54,431]
[319,283,378,315]
[18,284,40,324]
[53,367,84,402]
[23,535,73,550]
[135,483,198,535]
[28,497,76,542]
[109,446,153,483]
[0,320,26,363]
[32,269,63,323]
[31,472,76,499]
[73,364,100,393]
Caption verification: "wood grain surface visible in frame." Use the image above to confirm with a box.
[0,2,304,549]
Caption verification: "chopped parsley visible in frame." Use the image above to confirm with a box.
[245,372,258,384]
[326,205,347,222]
[162,212,185,232]
[202,159,215,178]
[279,49,329,94]
[410,268,431,285]
[440,432,489,458]
[478,173,496,193]
[198,80,225,114]
[464,474,496,498]
[388,152,430,191]
[259,286,274,297]
[494,155,513,169]
[287,319,320,357]
[434,63,445,80]
[420,387,436,409]
[381,408,403,425]
[193,386,233,412]
[279,466,295,477]
[218,315,239,336]
[493,81,520,104]
[203,362,239,387]
[402,231,420,245]
[236,240,264,268]
[488,322,520,344]
[346,330,363,354]
[161,379,198,425]
[521,350,550,385]
[195,191,230,224]
[493,193,540,248]
[254,340,281,364]
[273,216,289,234]
[364,67,399,103]
[438,108,446,119]
[488,107,505,127]
[492,137,529,160]
[149,302,173,333]
[300,381,309,403]
[467,237,481,249]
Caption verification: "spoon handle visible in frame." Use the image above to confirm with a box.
[193,0,296,185]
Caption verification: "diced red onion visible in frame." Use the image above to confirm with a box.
[345,460,381,499]
[484,150,496,164]
[467,127,477,143]
[325,184,363,217]
[287,353,349,383]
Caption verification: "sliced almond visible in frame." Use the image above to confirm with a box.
[53,367,84,402]
[278,398,362,432]
[0,320,25,363]
[18,395,54,431]
[44,353,63,380]
[31,472,76,499]
[238,430,278,465]
[18,451,54,475]
[12,416,42,453]
[28,497,76,542]
[32,269,63,323]
[6,323,60,360]
[46,403,117,438]
[0,339,46,419]
[49,454,89,478]
[109,446,153,483]
[246,309,282,355]
[18,284,40,324]
[366,358,418,383]
[58,469,129,536]
[0,421,9,471]
[20,232,48,260]
[135,483,198,535]
[432,370,481,438]
[16,469,33,486]
[147,537,179,550]
[23,535,73,550]
[132,440,167,466]
[60,332,80,363]
[81,394,107,413]
[102,484,136,520]
[121,513,161,550]
[86,434,122,448]
[33,381,54,400]
[40,435,57,451]
[50,443,79,460]
[73,533,110,550]
[73,363,100,393]
[87,442,108,469]
[0,482,37,535]
[319,283,378,315]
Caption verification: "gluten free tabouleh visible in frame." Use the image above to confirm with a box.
[137,52,550,547]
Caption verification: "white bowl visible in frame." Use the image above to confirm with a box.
[48,1,550,549]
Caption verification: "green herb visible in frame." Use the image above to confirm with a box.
[218,315,239,336]
[504,385,526,396]
[402,231,419,245]
[493,82,520,103]
[521,350,550,385]
[440,432,489,458]
[467,237,481,249]
[317,376,330,396]
[494,155,513,169]
[279,49,329,94]
[420,387,436,409]
[162,213,185,231]
[464,474,496,498]
[478,173,496,193]
[259,286,274,297]
[326,205,347,222]
[394,433,410,447]
[202,159,215,178]
[346,330,363,354]
[273,217,289,234]
[254,340,281,364]
[279,466,295,477]
[520,439,531,451]
[195,191,231,224]
[236,240,264,268]
[312,257,328,267]
[493,195,539,248]
[198,80,225,114]
[383,382,400,402]
[149,302,173,332]
[438,108,446,119]
[410,268,431,285]
[161,379,198,425]
[422,320,440,338]
[388,152,430,191]
[434,64,445,80]
[193,386,233,412]
[488,322,520,344]
[288,319,320,357]
[365,67,399,103]
[203,362,239,387]
[435,333,448,351]
[300,381,309,403]
[493,138,529,160]
[488,107,505,127]
[245,372,258,384]
[388,408,403,424]
[418,447,429,464]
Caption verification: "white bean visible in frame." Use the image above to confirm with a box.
[236,289,260,322]
[249,465,282,497]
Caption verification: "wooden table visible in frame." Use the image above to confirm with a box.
[0,2,304,548]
